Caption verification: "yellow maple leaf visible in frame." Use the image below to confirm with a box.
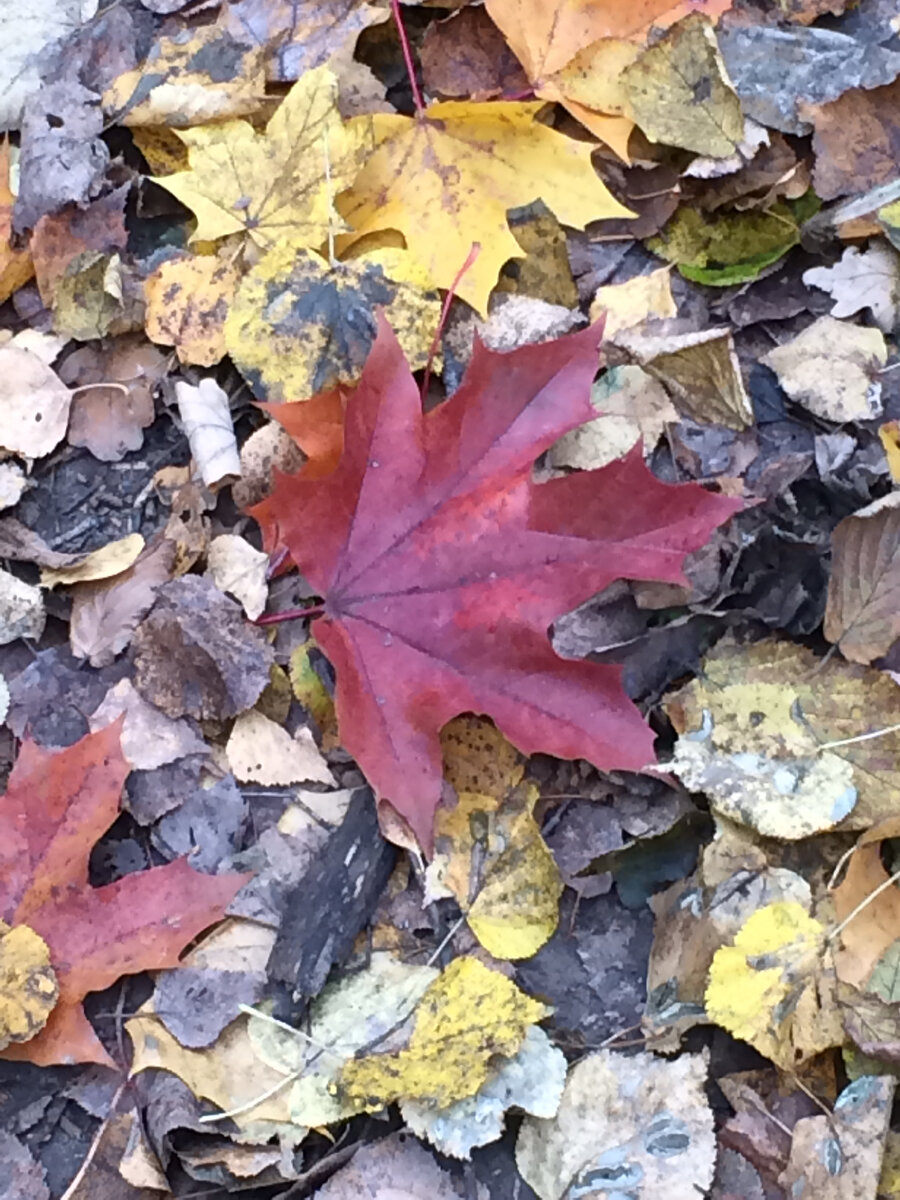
[336,101,634,314]
[338,956,548,1111]
[154,65,370,251]
[705,901,843,1070]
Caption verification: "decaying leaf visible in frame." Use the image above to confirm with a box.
[825,493,900,664]
[225,245,441,403]
[705,901,843,1070]
[516,1049,716,1200]
[0,570,45,645]
[144,251,240,367]
[589,268,676,338]
[339,956,548,1111]
[255,318,739,847]
[0,724,246,1065]
[761,315,886,422]
[0,922,58,1050]
[666,636,900,833]
[622,16,743,157]
[88,678,206,772]
[205,533,268,620]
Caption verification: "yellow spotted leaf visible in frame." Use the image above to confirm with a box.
[154,66,370,251]
[589,267,676,338]
[144,251,240,367]
[0,922,59,1051]
[440,715,524,799]
[336,101,633,314]
[225,245,441,402]
[705,901,843,1070]
[338,956,548,1111]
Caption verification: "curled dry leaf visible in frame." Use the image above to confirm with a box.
[174,377,240,488]
[40,532,143,589]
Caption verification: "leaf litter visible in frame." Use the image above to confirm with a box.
[5,0,900,1196]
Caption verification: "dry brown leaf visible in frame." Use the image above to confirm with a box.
[226,711,334,786]
[69,538,176,668]
[825,493,900,664]
[833,816,900,989]
[67,384,155,463]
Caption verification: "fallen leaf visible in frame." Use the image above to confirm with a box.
[154,65,370,250]
[548,366,678,470]
[205,533,269,620]
[288,640,337,735]
[144,251,240,367]
[337,102,633,314]
[613,325,753,431]
[103,26,266,126]
[402,1024,566,1160]
[313,1130,479,1199]
[420,6,530,101]
[0,1131,49,1200]
[718,25,900,136]
[779,1075,894,1200]
[220,0,389,84]
[761,315,886,422]
[516,1049,715,1200]
[880,420,900,484]
[30,186,128,306]
[589,267,676,338]
[0,0,99,130]
[648,198,814,286]
[0,463,30,511]
[0,724,246,1066]
[225,245,441,402]
[0,570,45,645]
[65,382,156,463]
[705,901,843,1070]
[803,242,900,333]
[69,536,176,668]
[824,493,900,664]
[621,15,743,157]
[132,575,273,720]
[339,956,548,1111]
[52,251,131,342]
[805,77,900,200]
[255,318,739,847]
[226,711,335,786]
[174,378,240,488]
[832,817,900,990]
[41,533,143,589]
[231,420,306,511]
[666,635,900,832]
[0,923,58,1049]
[88,678,206,772]
[0,345,71,458]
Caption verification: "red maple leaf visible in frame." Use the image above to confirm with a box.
[257,318,740,847]
[0,721,247,1067]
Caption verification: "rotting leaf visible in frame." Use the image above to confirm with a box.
[225,245,441,403]
[144,250,240,367]
[0,922,58,1051]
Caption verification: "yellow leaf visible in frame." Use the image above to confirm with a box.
[879,420,900,484]
[104,26,266,127]
[225,244,441,402]
[41,533,144,589]
[337,101,634,314]
[144,251,240,367]
[589,267,676,337]
[440,715,524,798]
[0,922,58,1050]
[226,711,334,787]
[0,141,34,304]
[621,15,743,157]
[154,66,370,250]
[705,901,843,1070]
[131,127,190,176]
[339,957,548,1110]
[289,641,337,736]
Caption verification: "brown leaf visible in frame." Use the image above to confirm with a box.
[30,187,128,306]
[804,77,900,201]
[420,7,529,100]
[824,493,900,664]
[67,383,155,462]
[69,537,176,668]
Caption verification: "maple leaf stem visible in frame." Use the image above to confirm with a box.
[391,0,425,115]
[420,242,481,401]
[256,604,325,626]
